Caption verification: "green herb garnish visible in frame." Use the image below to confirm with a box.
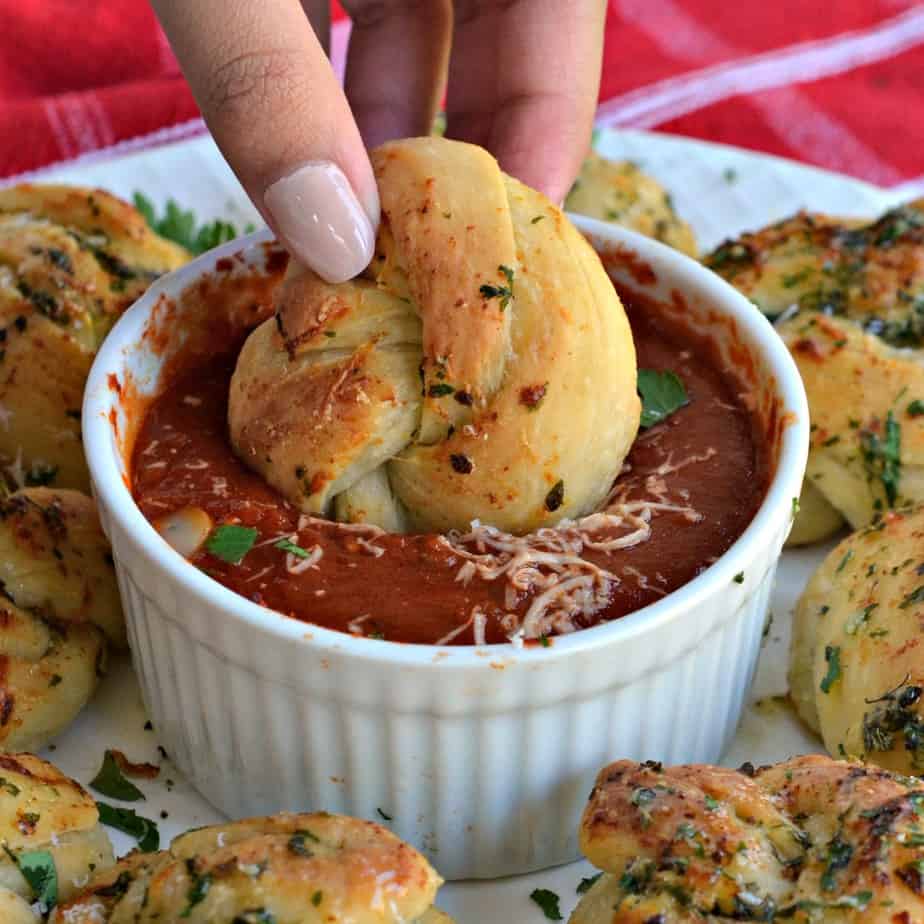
[95,870,134,898]
[133,192,253,255]
[820,645,842,693]
[637,369,688,428]
[181,860,211,917]
[427,383,455,398]
[900,585,924,609]
[545,479,565,512]
[908,400,924,417]
[820,833,852,891]
[860,410,901,507]
[205,524,258,565]
[6,848,57,910]
[287,829,320,857]
[576,872,602,894]
[274,538,310,559]
[479,264,515,310]
[96,802,160,852]
[90,750,145,801]
[25,463,58,487]
[529,888,563,920]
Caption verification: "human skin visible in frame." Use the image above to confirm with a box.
[151,0,606,281]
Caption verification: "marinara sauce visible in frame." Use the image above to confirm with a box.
[132,295,768,645]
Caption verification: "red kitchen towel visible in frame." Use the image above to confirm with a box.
[0,0,922,198]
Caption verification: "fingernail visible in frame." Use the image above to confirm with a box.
[264,162,378,284]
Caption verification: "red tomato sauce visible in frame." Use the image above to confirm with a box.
[132,295,768,645]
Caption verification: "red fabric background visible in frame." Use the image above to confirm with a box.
[0,1,921,189]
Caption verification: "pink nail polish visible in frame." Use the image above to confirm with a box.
[264,162,378,284]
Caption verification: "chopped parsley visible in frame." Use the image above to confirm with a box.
[835,549,853,574]
[545,479,565,512]
[781,891,872,915]
[25,463,58,487]
[427,383,455,398]
[181,860,211,917]
[733,572,745,584]
[205,524,258,565]
[90,750,145,801]
[820,833,852,891]
[6,848,57,910]
[479,264,515,310]
[899,585,924,609]
[637,369,688,428]
[0,777,20,796]
[704,794,720,811]
[820,645,842,694]
[95,870,134,898]
[274,538,311,559]
[96,802,160,852]
[576,872,602,894]
[860,410,901,507]
[529,888,563,920]
[287,829,320,857]
[907,399,924,417]
[376,807,393,821]
[133,192,254,254]
[845,603,878,634]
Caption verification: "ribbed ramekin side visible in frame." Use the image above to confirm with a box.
[107,514,784,879]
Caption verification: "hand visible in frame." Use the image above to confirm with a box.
[151,0,606,282]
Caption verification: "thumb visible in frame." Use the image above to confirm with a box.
[152,0,378,283]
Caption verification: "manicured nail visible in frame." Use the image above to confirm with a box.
[264,162,378,283]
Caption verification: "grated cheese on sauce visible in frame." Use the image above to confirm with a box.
[271,450,713,644]
[436,472,705,642]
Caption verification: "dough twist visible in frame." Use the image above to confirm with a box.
[51,812,453,923]
[230,137,640,534]
[571,755,924,922]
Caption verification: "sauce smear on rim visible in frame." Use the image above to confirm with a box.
[132,294,768,645]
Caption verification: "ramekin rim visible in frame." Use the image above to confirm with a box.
[83,219,809,669]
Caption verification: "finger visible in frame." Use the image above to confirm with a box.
[446,0,606,204]
[342,0,453,148]
[151,0,377,283]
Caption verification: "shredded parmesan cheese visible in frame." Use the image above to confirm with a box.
[438,473,704,642]
[248,449,710,643]
[434,612,475,646]
[348,613,372,635]
[285,544,323,574]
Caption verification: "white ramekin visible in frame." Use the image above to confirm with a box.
[83,217,808,880]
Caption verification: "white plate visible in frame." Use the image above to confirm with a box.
[16,128,898,922]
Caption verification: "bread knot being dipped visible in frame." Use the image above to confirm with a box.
[229,137,640,534]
